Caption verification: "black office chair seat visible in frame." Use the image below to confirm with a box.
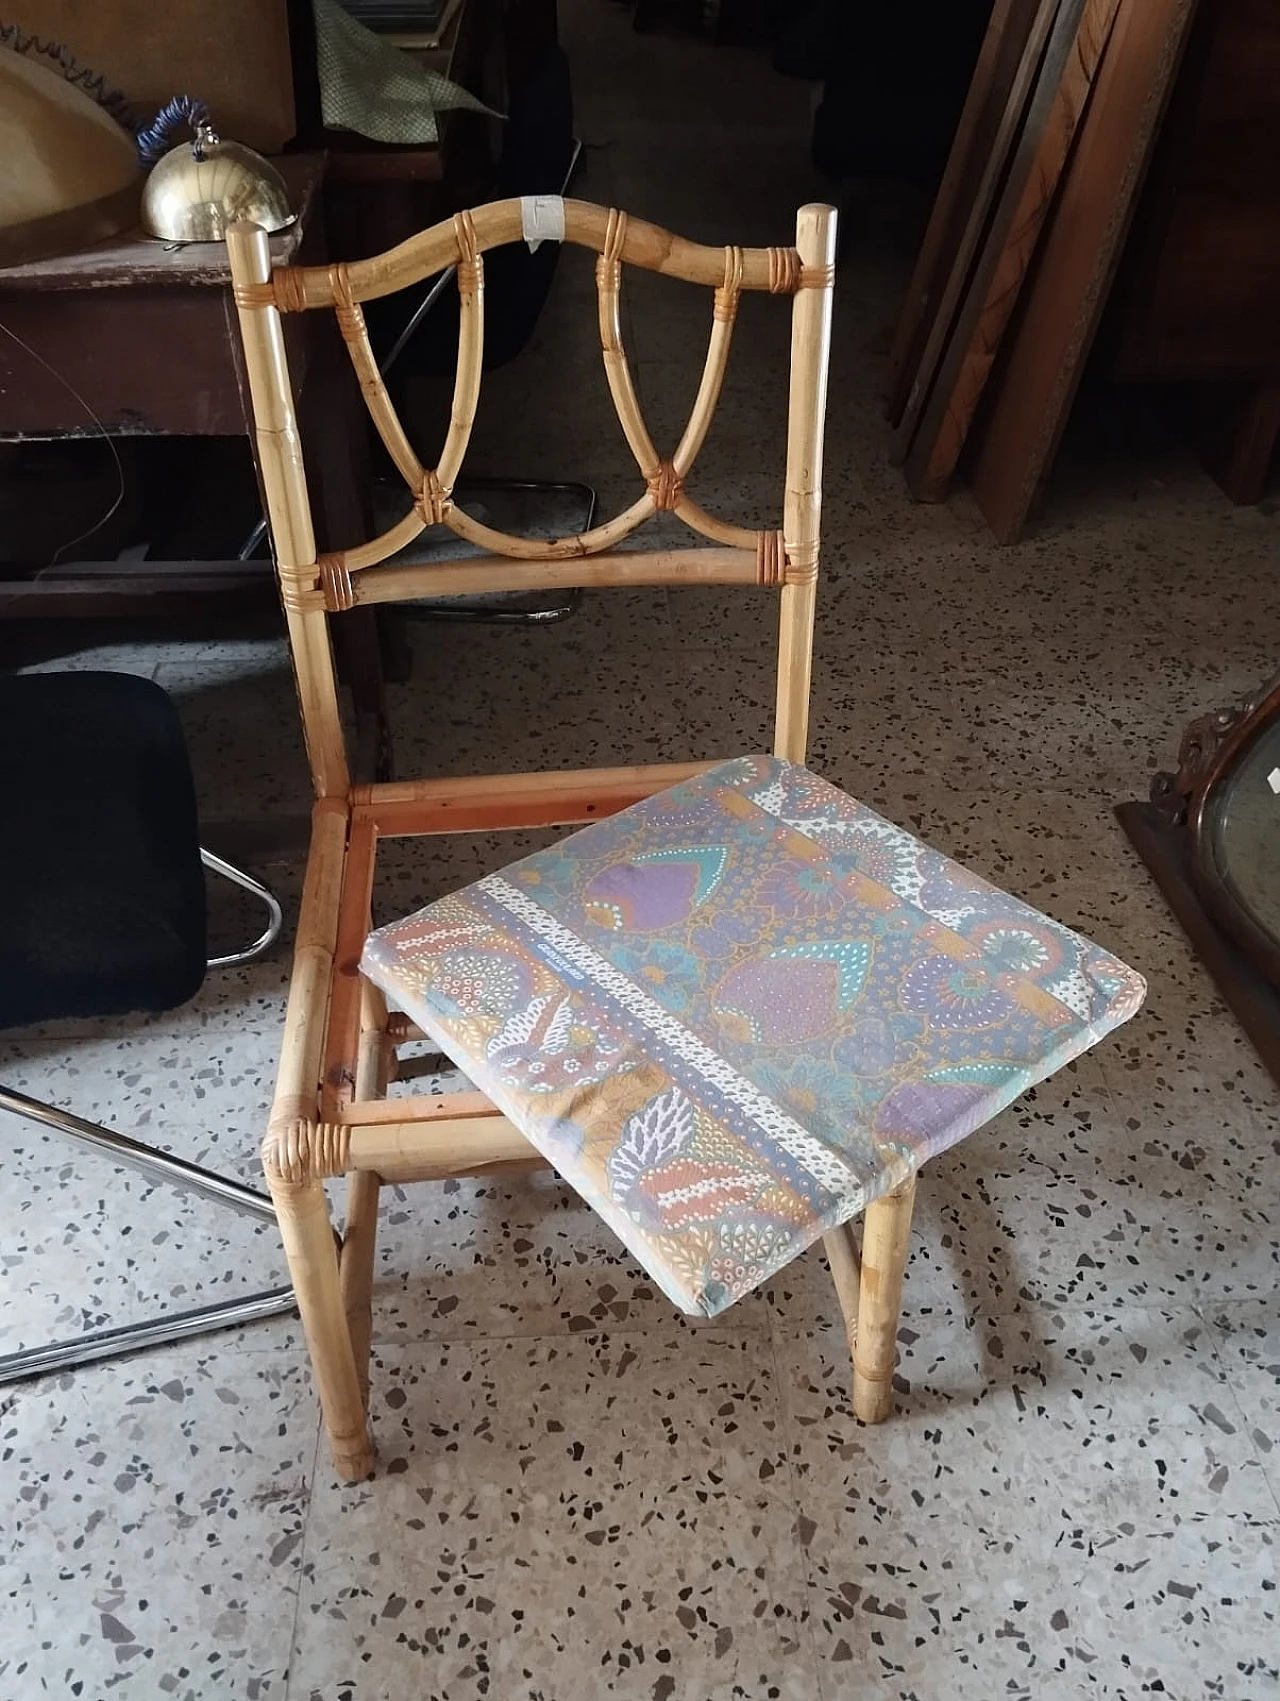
[0,671,207,1028]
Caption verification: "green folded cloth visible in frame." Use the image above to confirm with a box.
[313,0,492,144]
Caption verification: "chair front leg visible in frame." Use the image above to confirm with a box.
[852,1176,917,1423]
[265,1130,374,1482]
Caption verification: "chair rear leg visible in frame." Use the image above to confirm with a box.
[822,1223,861,1368]
[338,977,390,1410]
[853,1177,917,1423]
[340,1170,381,1411]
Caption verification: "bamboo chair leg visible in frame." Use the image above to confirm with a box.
[823,1223,861,1366]
[341,1171,380,1411]
[852,1178,917,1424]
[269,1172,374,1480]
[339,976,390,1411]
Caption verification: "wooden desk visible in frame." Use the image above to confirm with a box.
[0,155,386,760]
[0,156,324,447]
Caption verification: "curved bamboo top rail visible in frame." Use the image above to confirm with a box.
[231,198,836,611]
[235,198,832,311]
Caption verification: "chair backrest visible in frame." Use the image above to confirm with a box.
[227,198,837,802]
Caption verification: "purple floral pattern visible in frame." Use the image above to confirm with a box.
[362,757,1145,1316]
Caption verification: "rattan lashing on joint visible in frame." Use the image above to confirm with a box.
[231,280,279,311]
[415,468,452,527]
[595,206,628,294]
[783,541,818,586]
[453,208,484,296]
[263,1106,352,1184]
[328,263,365,343]
[755,530,786,586]
[646,462,684,510]
[714,245,745,323]
[318,553,356,612]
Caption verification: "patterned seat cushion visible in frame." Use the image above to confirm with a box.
[361,757,1145,1316]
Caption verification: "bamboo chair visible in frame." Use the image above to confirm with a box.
[229,199,1144,1481]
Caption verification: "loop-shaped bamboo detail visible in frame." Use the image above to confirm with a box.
[335,296,425,488]
[595,219,661,486]
[246,202,836,581]
[768,246,801,294]
[435,227,485,490]
[714,245,744,322]
[264,1105,352,1183]
[443,489,655,560]
[646,461,683,511]
[319,552,356,612]
[415,468,453,527]
[756,530,787,586]
[672,492,759,553]
[329,263,365,342]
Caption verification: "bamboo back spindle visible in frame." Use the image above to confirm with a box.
[434,211,486,492]
[227,223,349,799]
[775,203,837,766]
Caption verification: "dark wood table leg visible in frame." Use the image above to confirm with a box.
[1198,379,1280,506]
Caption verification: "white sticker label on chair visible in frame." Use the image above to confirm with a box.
[1268,767,1280,795]
[521,195,566,253]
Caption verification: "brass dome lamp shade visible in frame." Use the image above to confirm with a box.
[0,43,141,268]
[140,116,294,243]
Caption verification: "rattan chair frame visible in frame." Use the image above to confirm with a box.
[229,197,913,1482]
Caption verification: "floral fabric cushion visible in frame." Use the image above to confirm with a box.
[361,757,1145,1316]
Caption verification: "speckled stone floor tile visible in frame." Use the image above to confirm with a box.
[353,1168,772,1350]
[0,941,293,1358]
[0,1324,317,1699]
[1206,1301,1280,1514]
[775,1311,1279,1700]
[5,1,1280,1694]
[288,1329,814,1701]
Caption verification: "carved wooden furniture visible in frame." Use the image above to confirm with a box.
[1105,0,1280,505]
[230,197,1145,1481]
[886,0,1203,540]
[1119,674,1280,1089]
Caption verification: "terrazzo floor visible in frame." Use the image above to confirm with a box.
[3,6,1279,1698]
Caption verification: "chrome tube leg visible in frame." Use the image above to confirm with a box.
[0,1287,297,1385]
[201,847,284,967]
[1,1085,294,1382]
[0,1084,276,1221]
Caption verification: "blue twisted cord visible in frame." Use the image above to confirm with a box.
[135,95,212,165]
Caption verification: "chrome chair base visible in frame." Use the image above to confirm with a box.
[1,853,294,1385]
